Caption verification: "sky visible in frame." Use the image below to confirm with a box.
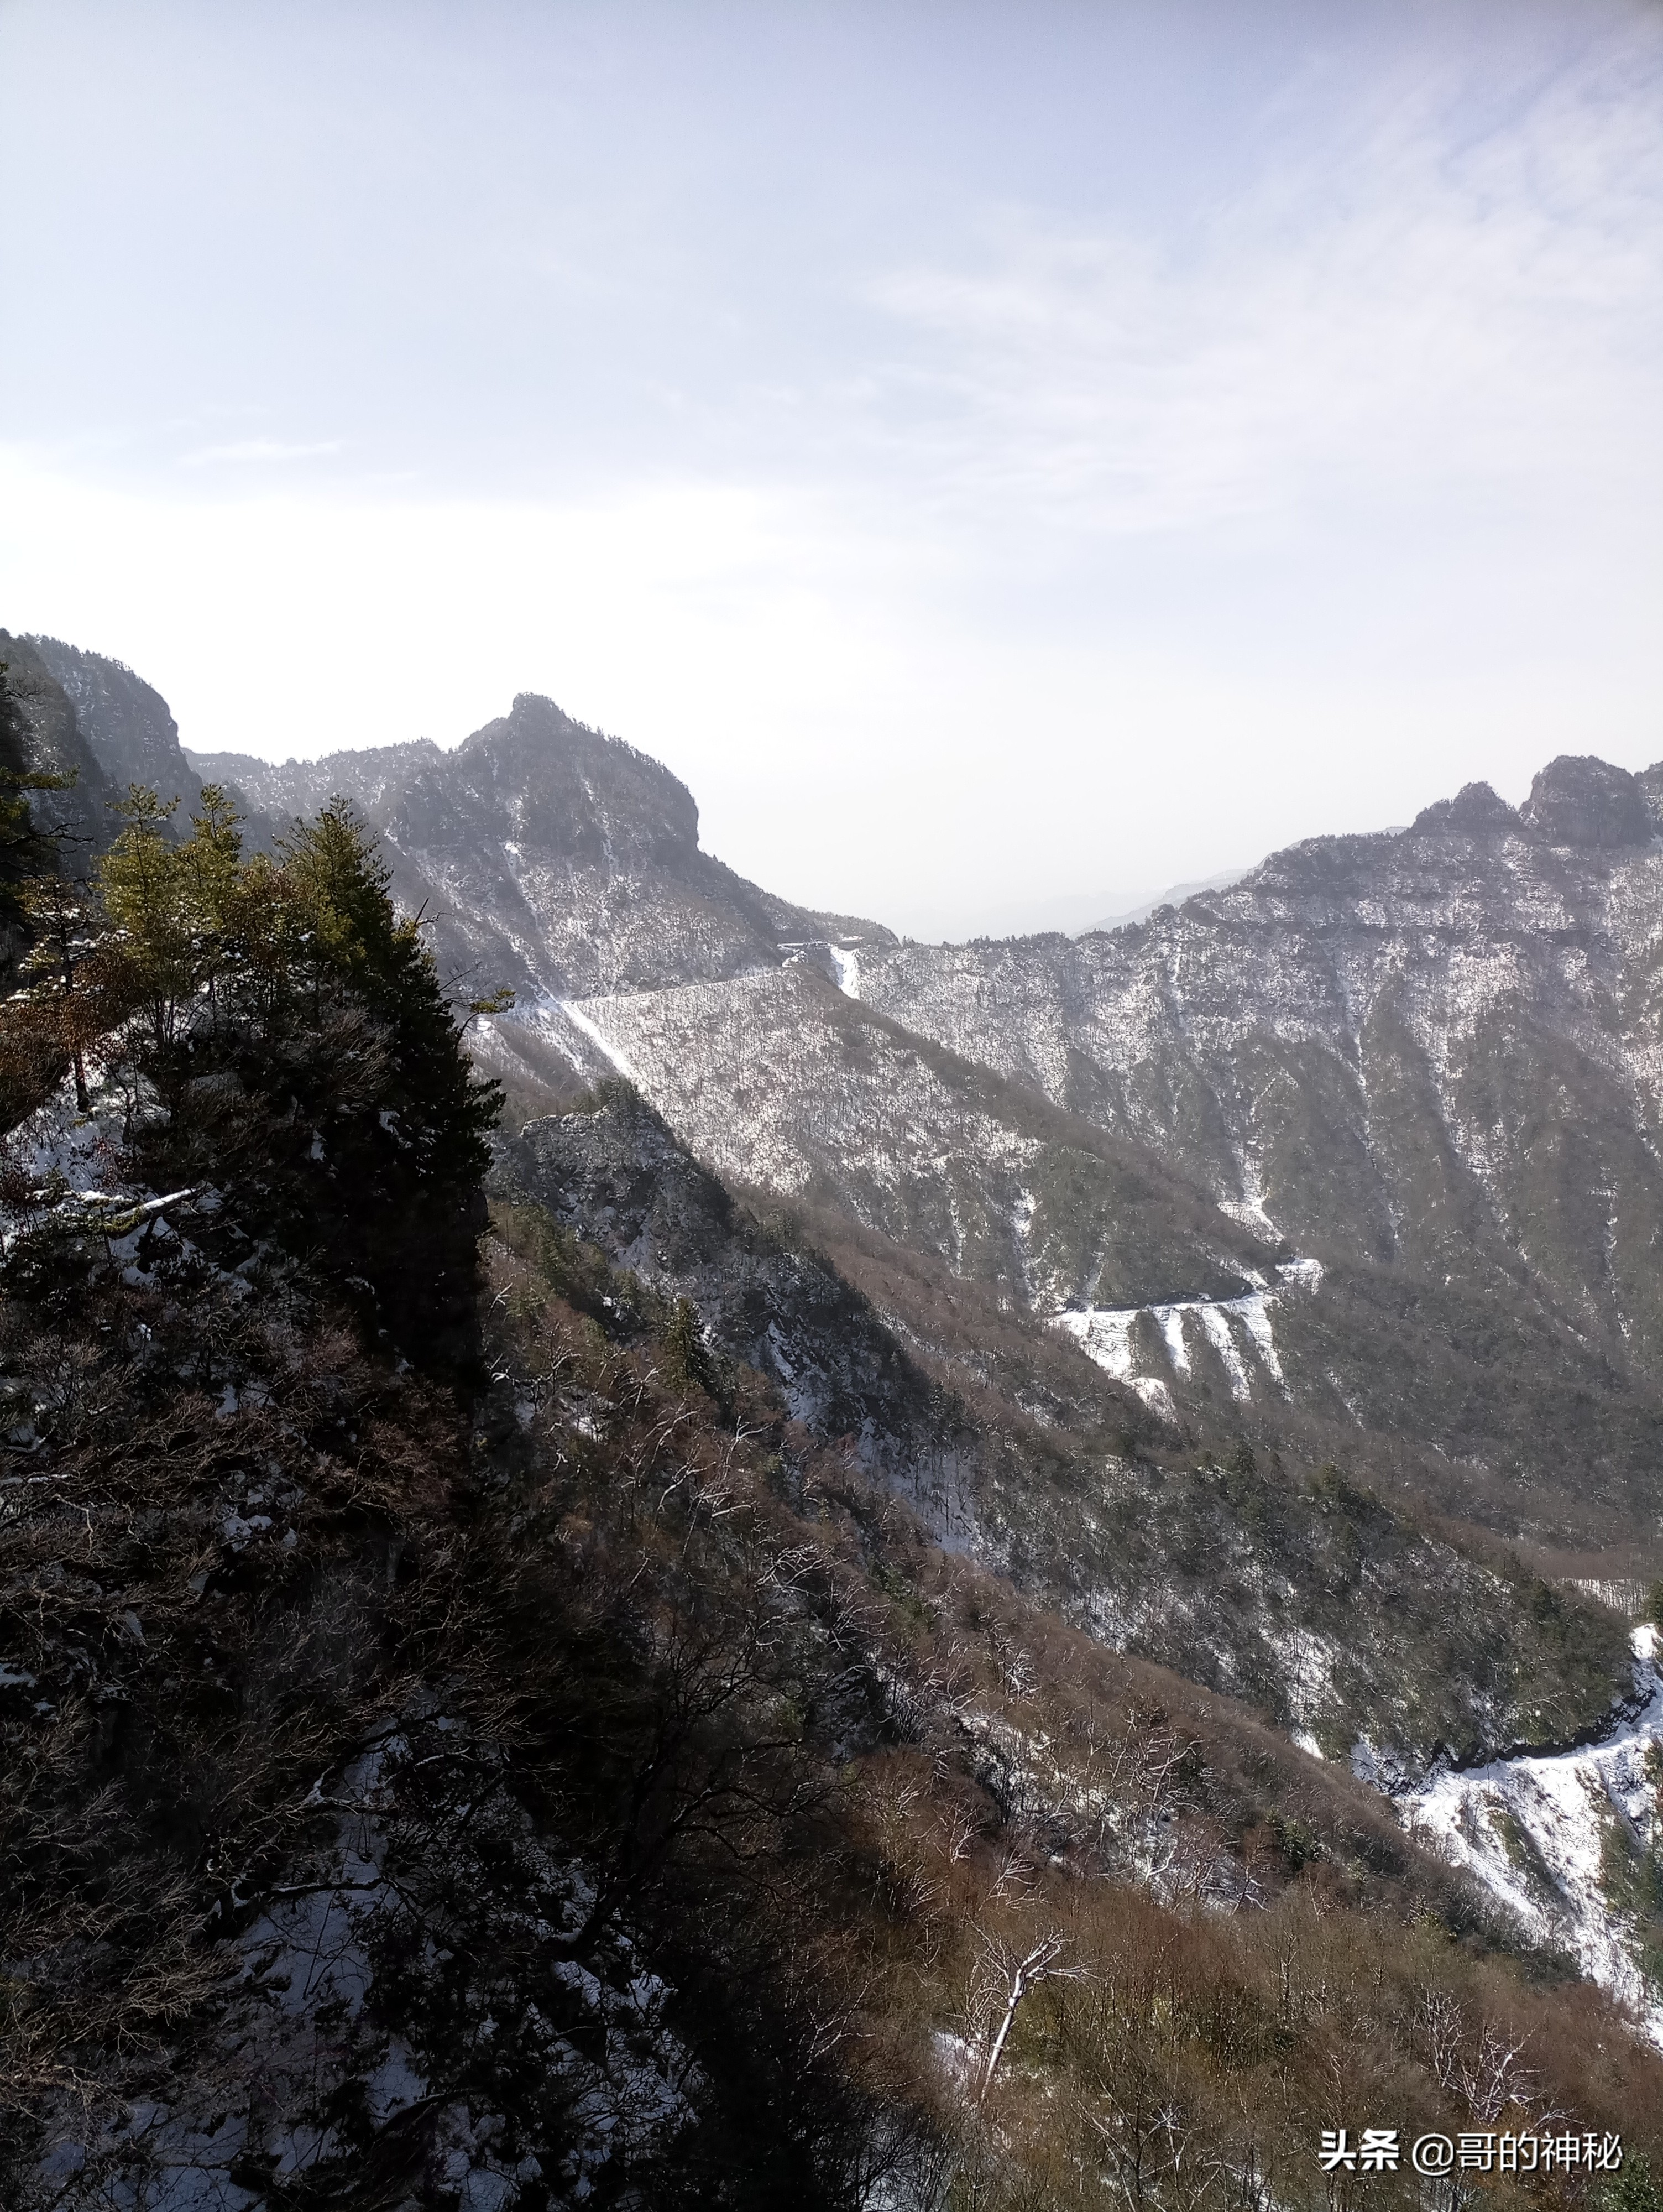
[2,0,1661,940]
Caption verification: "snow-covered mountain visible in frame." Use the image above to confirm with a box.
[855,757,1663,1355]
[11,632,1663,2172]
[1401,1625,1663,2039]
[191,692,893,1005]
[27,637,1663,1540]
[506,760,1663,1551]
[15,629,1662,1537]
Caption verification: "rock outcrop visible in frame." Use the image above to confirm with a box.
[191,692,893,1009]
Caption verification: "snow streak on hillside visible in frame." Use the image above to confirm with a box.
[1055,1259,1323,1412]
[542,967,1280,1339]
[556,997,639,1079]
[570,966,1045,1217]
[825,945,863,998]
[1399,1627,1663,2045]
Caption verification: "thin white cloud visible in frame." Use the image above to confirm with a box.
[857,22,1663,540]
[182,438,344,467]
[3,2,1660,938]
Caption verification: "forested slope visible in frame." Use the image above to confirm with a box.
[7,637,1663,2197]
[1,789,1657,2205]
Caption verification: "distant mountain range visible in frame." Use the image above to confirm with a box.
[10,625,1663,1759]
[1084,868,1252,932]
[189,700,894,1002]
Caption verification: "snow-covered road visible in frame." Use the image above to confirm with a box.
[1054,1259,1322,1412]
[1397,1627,1663,2043]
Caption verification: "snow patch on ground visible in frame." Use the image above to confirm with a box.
[1155,1305,1193,1376]
[1571,1578,1650,1619]
[36,1724,702,2204]
[484,990,637,1081]
[1011,1187,1036,1305]
[0,1075,130,1233]
[1217,1198,1280,1241]
[1216,1164,1283,1246]
[1399,1626,1663,2045]
[1284,1626,1341,1729]
[1197,1303,1252,1397]
[1126,1375,1174,1416]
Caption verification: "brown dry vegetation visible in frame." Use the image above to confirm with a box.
[708,1178,1632,1768]
[1,784,1660,2206]
[479,1212,1663,2201]
[5,1165,1662,2206]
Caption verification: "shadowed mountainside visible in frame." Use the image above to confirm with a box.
[488,1090,1635,1775]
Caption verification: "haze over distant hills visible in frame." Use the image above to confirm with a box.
[1084,868,1252,933]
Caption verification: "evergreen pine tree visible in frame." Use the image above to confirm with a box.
[32,782,508,1365]
[98,785,190,1046]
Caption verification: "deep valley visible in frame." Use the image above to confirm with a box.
[4,628,1663,2208]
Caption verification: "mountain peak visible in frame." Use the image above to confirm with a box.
[1523,754,1654,848]
[1410,779,1518,836]
[453,691,701,865]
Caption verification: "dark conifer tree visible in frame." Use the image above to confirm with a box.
[73,787,505,1365]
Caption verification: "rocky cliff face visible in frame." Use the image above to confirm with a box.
[34,632,1663,1538]
[3,634,277,858]
[856,755,1663,1310]
[501,753,1663,1540]
[25,637,205,810]
[191,693,893,1014]
[778,757,1663,1526]
[45,633,1663,1536]
[0,632,117,854]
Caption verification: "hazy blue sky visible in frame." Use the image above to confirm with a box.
[3,0,1660,937]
